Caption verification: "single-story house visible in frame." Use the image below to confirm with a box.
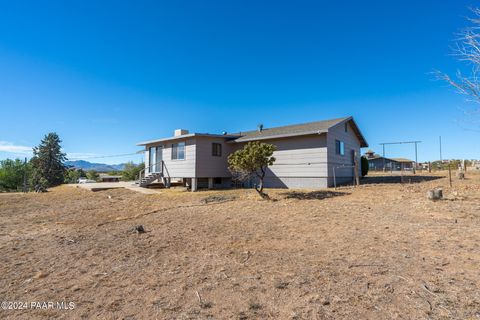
[364,150,414,171]
[473,161,480,171]
[136,116,368,191]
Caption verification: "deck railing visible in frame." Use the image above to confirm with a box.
[138,160,169,182]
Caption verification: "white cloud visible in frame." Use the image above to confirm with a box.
[0,141,32,154]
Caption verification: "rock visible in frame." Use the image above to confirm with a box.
[33,271,47,279]
[457,172,465,180]
[273,279,289,289]
[128,225,145,234]
[427,189,443,201]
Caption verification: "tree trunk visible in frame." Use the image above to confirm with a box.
[255,168,269,199]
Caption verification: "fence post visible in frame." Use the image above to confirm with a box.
[333,167,337,189]
[354,152,360,186]
[448,163,452,187]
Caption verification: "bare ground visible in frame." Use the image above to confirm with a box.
[0,172,479,319]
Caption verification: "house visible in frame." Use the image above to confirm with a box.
[136,116,368,190]
[364,150,414,171]
[473,161,480,171]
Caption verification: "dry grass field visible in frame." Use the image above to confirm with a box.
[1,172,479,319]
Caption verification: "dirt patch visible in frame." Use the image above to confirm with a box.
[1,173,480,319]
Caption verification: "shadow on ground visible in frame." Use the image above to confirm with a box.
[281,190,349,200]
[361,175,444,185]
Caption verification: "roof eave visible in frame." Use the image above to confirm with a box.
[344,117,369,148]
[231,130,328,143]
[136,133,197,146]
[136,133,241,146]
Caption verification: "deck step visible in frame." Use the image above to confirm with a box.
[139,172,166,187]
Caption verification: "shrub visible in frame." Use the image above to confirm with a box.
[361,156,369,177]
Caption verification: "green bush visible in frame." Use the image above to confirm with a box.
[64,169,86,184]
[361,156,369,177]
[122,162,145,181]
[86,170,99,181]
[0,159,29,192]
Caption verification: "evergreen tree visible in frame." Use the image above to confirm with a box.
[30,133,67,188]
[228,141,276,198]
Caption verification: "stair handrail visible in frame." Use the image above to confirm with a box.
[162,160,170,180]
[138,160,164,183]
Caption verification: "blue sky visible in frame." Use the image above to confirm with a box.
[0,0,478,164]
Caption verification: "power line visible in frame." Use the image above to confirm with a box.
[67,152,140,160]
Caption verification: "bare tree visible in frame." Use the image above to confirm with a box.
[436,8,480,128]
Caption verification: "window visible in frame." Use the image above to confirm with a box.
[171,142,185,160]
[212,143,222,157]
[214,177,222,184]
[335,140,345,156]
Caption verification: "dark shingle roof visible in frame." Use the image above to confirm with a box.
[233,116,368,147]
[136,116,369,147]
[390,158,414,163]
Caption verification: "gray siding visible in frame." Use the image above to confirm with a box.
[326,120,362,186]
[239,134,329,189]
[145,138,196,178]
[195,136,236,178]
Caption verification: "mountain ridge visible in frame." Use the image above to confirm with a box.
[65,160,126,172]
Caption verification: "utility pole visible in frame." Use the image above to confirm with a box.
[414,141,418,174]
[382,144,386,172]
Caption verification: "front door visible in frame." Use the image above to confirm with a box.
[149,147,156,173]
[155,146,163,172]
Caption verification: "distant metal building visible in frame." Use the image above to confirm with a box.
[364,150,414,171]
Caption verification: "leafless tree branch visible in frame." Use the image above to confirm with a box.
[437,7,480,126]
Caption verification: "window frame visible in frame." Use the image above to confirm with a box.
[212,142,222,157]
[335,140,345,156]
[171,141,186,160]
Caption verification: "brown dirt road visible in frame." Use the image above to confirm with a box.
[0,173,479,319]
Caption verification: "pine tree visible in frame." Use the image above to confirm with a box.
[31,133,67,189]
[228,141,276,198]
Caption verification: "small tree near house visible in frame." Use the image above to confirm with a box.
[228,141,276,198]
[360,156,369,177]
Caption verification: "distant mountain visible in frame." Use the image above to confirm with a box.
[65,160,126,172]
